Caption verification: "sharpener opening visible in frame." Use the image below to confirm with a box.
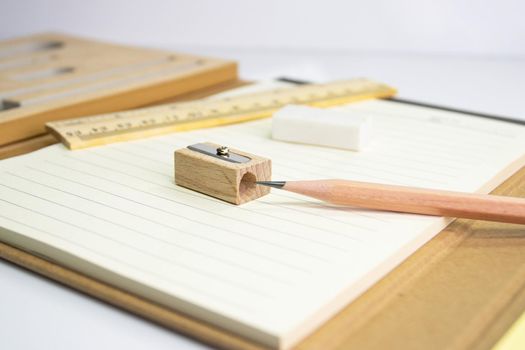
[239,172,257,199]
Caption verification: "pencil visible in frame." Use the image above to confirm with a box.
[255,179,525,224]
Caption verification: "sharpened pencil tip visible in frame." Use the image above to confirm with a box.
[255,181,286,189]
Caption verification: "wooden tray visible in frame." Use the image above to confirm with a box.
[0,33,237,146]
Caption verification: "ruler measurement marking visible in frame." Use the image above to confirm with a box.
[71,92,362,139]
[47,79,396,149]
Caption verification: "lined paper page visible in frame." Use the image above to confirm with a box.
[1,99,525,348]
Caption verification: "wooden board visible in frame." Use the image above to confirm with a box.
[0,32,237,146]
[1,165,524,350]
[0,133,56,160]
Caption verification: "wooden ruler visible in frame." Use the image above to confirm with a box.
[47,78,396,150]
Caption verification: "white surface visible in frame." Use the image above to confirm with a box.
[272,105,371,151]
[2,0,525,56]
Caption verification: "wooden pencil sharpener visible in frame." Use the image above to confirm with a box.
[174,142,271,205]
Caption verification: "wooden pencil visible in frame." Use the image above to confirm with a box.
[255,179,525,224]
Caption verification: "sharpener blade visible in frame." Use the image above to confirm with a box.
[187,143,251,164]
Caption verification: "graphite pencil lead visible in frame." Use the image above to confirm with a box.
[255,181,286,189]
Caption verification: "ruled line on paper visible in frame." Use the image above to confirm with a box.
[219,113,502,158]
[164,130,458,182]
[0,187,323,303]
[57,155,358,254]
[14,167,304,284]
[0,193,278,301]
[70,148,377,235]
[229,123,482,164]
[29,162,363,252]
[0,182,284,299]
[0,212,257,312]
[376,129,499,154]
[101,142,396,226]
[107,142,392,223]
[94,146,383,231]
[376,136,494,163]
[0,172,332,278]
[3,169,336,266]
[139,135,464,186]
[84,150,371,238]
[345,104,518,138]
[168,131,450,186]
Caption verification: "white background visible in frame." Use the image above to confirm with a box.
[2,0,525,56]
[1,1,525,349]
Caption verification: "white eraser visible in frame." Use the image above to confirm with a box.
[272,105,371,151]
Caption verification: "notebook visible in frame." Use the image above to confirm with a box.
[1,99,525,349]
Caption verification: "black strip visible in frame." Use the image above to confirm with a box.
[277,76,525,126]
[276,77,309,85]
[387,97,525,126]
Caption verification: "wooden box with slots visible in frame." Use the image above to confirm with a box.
[174,142,272,204]
[0,32,237,154]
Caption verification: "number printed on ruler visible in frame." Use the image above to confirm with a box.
[46,79,396,150]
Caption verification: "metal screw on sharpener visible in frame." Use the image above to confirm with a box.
[216,146,230,157]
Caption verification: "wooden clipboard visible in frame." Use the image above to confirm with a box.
[1,164,524,350]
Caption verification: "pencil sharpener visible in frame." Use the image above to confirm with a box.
[174,142,271,205]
